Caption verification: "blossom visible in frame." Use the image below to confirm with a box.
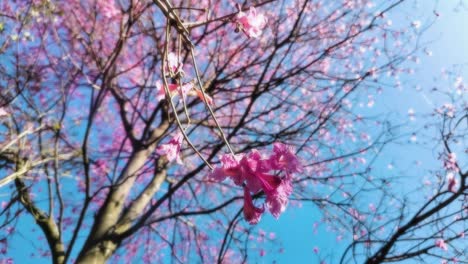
[349,208,366,221]
[179,83,194,98]
[93,159,109,176]
[209,153,244,184]
[156,131,184,164]
[268,143,302,175]
[440,103,455,118]
[209,143,301,223]
[156,81,193,102]
[411,20,421,29]
[241,150,278,193]
[443,152,458,172]
[167,52,183,75]
[265,177,292,218]
[155,79,214,105]
[155,80,178,101]
[99,1,120,19]
[0,108,9,117]
[408,108,415,121]
[435,239,448,251]
[195,89,214,105]
[235,6,267,38]
[446,172,458,193]
[313,247,319,254]
[243,186,264,225]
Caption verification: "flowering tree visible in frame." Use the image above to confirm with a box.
[1,0,464,263]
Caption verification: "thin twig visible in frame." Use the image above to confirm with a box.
[162,21,213,170]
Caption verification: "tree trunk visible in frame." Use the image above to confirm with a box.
[75,240,118,264]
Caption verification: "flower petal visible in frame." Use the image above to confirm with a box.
[243,186,264,225]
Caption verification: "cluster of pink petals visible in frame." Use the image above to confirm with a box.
[155,81,213,105]
[446,172,458,193]
[195,89,214,106]
[99,1,120,19]
[0,108,8,117]
[242,186,264,224]
[156,131,184,164]
[435,238,448,251]
[166,52,183,75]
[349,208,366,221]
[235,6,267,38]
[443,152,458,172]
[155,81,192,101]
[210,143,302,224]
[443,153,459,193]
[441,103,455,118]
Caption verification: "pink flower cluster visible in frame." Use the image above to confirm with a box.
[235,6,267,38]
[195,89,214,106]
[166,52,183,76]
[155,81,192,102]
[443,152,459,193]
[155,80,214,105]
[443,152,458,172]
[98,1,120,19]
[435,238,448,251]
[0,108,8,117]
[210,143,302,224]
[156,131,184,164]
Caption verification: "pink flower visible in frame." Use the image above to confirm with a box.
[265,178,292,218]
[179,83,193,97]
[0,108,8,117]
[442,103,455,117]
[313,246,319,254]
[435,239,448,251]
[243,186,264,225]
[156,81,193,102]
[93,159,109,176]
[208,166,225,181]
[156,131,184,164]
[268,143,302,175]
[209,153,244,184]
[195,89,214,105]
[241,150,277,193]
[209,143,300,223]
[349,208,366,221]
[167,52,183,75]
[443,152,458,172]
[99,1,120,19]
[235,6,267,38]
[156,80,178,102]
[446,172,458,193]
[411,20,421,29]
